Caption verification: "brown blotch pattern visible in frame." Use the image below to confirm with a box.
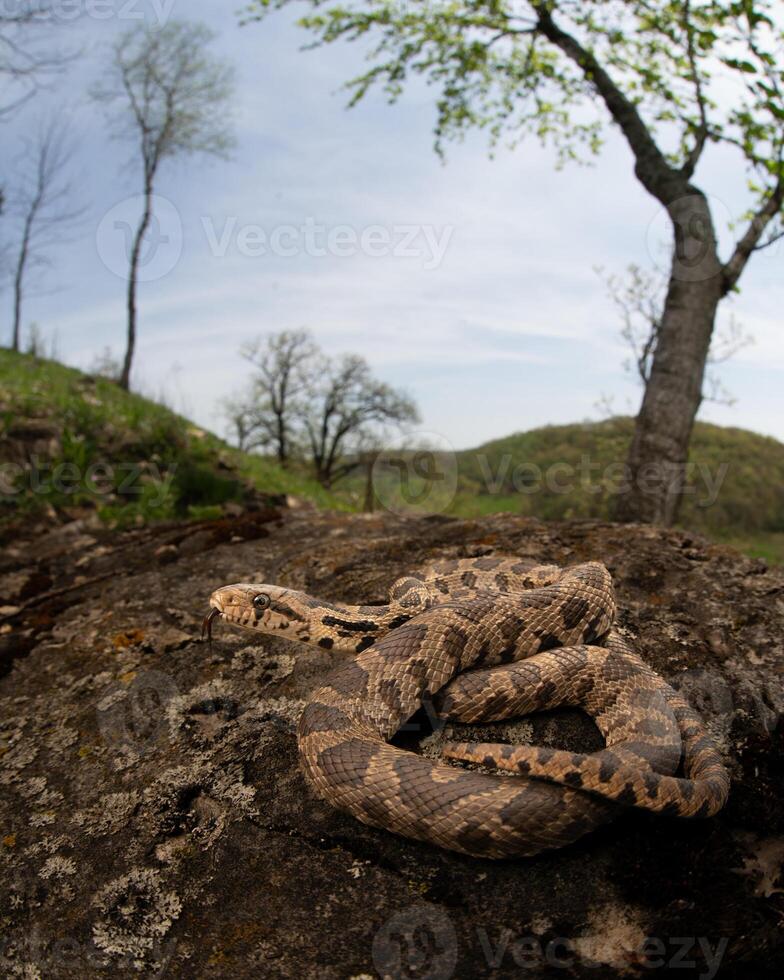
[292,556,729,858]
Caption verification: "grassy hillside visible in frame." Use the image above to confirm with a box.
[2,351,781,563]
[451,417,784,562]
[0,350,341,526]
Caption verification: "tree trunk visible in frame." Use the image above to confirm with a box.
[362,452,377,513]
[276,414,287,465]
[12,214,33,353]
[533,5,781,527]
[12,257,24,353]
[615,193,723,525]
[119,185,153,391]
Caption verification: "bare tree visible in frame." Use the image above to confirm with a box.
[1,2,77,266]
[1,2,79,118]
[88,346,122,382]
[23,320,58,359]
[600,264,753,408]
[233,329,317,462]
[229,330,420,487]
[6,114,83,351]
[223,392,260,454]
[305,354,419,488]
[92,20,235,390]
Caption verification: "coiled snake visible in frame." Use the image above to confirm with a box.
[204,557,729,859]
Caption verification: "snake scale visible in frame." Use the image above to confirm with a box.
[204,556,729,859]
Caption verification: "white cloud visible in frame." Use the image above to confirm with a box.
[1,0,781,449]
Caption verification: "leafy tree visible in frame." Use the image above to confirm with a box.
[245,0,784,524]
[93,20,235,391]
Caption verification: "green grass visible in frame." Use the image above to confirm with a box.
[2,350,781,564]
[340,417,784,563]
[0,349,342,526]
[451,417,784,534]
[712,531,784,565]
[237,453,350,511]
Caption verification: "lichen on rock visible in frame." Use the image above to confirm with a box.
[1,509,782,977]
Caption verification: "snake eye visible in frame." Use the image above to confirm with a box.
[253,593,271,611]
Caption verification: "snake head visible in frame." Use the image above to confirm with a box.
[204,583,311,638]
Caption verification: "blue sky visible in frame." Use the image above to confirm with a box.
[1,0,782,450]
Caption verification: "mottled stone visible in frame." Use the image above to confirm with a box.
[0,510,782,978]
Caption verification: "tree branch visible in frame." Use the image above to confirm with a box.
[533,3,681,202]
[0,2,80,117]
[679,0,709,180]
[752,226,784,253]
[722,177,784,294]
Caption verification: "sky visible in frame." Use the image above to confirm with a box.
[1,0,782,451]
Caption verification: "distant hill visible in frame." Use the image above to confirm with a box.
[451,417,784,562]
[0,349,340,527]
[3,351,781,563]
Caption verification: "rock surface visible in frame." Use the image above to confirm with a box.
[1,508,783,979]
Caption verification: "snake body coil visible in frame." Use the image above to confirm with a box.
[207,557,729,859]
